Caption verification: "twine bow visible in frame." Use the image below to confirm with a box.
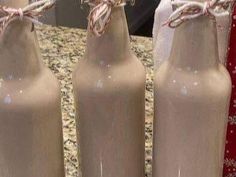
[164,0,234,28]
[0,0,55,35]
[82,0,135,36]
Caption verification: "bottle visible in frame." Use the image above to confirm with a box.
[153,1,232,177]
[73,6,145,177]
[0,0,65,176]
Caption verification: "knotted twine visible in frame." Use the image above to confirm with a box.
[0,0,55,35]
[164,0,234,28]
[81,0,135,37]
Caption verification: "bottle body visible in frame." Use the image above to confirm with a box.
[153,17,231,177]
[73,7,145,177]
[0,8,65,176]
[0,68,65,177]
[153,63,231,177]
[73,56,145,177]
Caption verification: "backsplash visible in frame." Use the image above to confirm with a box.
[42,0,159,34]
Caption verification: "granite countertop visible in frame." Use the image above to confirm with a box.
[36,25,154,177]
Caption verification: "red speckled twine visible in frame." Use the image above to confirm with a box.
[81,0,135,37]
[0,0,55,35]
[164,0,234,28]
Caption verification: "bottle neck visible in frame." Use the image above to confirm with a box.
[85,7,131,64]
[0,0,42,79]
[169,16,219,70]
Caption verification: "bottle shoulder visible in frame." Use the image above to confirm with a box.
[74,54,145,72]
[0,68,61,110]
[72,55,146,91]
[154,62,231,99]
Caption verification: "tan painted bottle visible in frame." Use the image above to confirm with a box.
[73,7,145,177]
[0,0,65,177]
[153,3,232,177]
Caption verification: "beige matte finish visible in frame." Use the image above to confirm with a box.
[73,7,145,177]
[0,0,65,177]
[153,5,232,177]
[217,14,231,65]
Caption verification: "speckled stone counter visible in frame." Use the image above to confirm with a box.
[36,25,154,177]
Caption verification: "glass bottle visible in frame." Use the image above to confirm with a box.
[73,6,145,177]
[153,2,232,177]
[0,0,65,176]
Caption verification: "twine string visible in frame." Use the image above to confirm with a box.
[82,0,135,36]
[164,0,234,28]
[0,0,55,35]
